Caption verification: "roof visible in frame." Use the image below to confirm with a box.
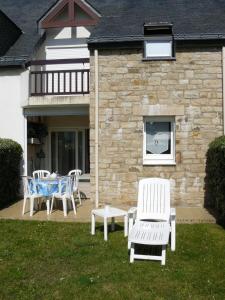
[0,0,57,66]
[88,0,225,43]
[0,0,225,66]
[0,9,21,56]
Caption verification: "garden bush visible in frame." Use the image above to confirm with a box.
[205,136,225,225]
[0,138,23,208]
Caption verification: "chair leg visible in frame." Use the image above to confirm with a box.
[161,245,166,265]
[62,196,67,217]
[22,197,27,215]
[91,213,95,235]
[128,215,133,249]
[30,197,34,217]
[46,199,50,215]
[124,214,128,237]
[130,243,135,263]
[50,196,54,214]
[171,220,176,251]
[104,217,108,241]
[128,240,131,250]
[71,195,77,215]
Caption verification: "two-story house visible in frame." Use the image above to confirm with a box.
[0,0,99,176]
[1,0,225,209]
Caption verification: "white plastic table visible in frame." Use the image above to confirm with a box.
[91,207,128,241]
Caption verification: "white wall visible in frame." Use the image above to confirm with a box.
[35,26,91,63]
[0,21,92,175]
[0,68,29,173]
[32,26,91,94]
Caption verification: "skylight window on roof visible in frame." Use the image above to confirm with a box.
[143,23,175,60]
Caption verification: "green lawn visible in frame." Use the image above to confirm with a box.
[0,220,224,300]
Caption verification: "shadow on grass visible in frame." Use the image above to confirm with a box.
[204,206,225,229]
[96,223,124,233]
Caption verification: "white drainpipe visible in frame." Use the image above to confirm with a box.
[94,49,99,208]
[24,115,28,176]
[223,47,225,134]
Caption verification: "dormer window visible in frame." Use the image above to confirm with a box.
[143,23,175,60]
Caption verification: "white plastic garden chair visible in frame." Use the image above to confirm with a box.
[68,169,82,205]
[128,178,176,265]
[32,170,51,212]
[50,176,76,217]
[33,170,50,179]
[22,176,44,217]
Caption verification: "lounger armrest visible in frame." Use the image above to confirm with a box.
[128,207,137,237]
[170,208,176,251]
[128,207,137,215]
[170,208,176,220]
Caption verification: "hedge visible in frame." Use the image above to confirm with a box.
[205,136,225,225]
[0,138,23,208]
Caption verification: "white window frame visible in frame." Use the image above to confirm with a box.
[143,116,176,165]
[145,40,172,58]
[143,35,174,60]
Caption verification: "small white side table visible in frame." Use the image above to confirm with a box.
[91,207,128,241]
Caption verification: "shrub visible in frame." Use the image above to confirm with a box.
[205,136,225,225]
[0,138,23,208]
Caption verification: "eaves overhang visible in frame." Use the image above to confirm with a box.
[0,55,29,68]
[88,33,225,45]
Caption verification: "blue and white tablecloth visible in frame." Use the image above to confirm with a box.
[30,178,67,197]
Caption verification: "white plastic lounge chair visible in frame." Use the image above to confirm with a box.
[50,176,76,217]
[33,170,50,179]
[128,178,176,265]
[68,169,82,205]
[22,176,44,216]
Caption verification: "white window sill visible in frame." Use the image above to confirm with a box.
[143,159,176,166]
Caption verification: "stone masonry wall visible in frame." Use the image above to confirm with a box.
[90,47,223,207]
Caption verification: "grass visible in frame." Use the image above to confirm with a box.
[0,220,225,300]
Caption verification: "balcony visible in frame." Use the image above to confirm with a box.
[29,59,90,96]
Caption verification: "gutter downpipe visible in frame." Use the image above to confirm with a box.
[94,49,99,208]
[223,47,225,135]
[24,116,28,176]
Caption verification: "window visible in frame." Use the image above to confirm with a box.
[144,39,172,59]
[143,23,175,60]
[143,117,175,165]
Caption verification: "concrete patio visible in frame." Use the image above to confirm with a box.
[0,178,217,224]
[0,200,216,224]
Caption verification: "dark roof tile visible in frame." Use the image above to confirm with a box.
[0,9,21,56]
[0,0,225,65]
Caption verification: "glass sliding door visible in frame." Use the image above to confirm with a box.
[51,129,88,175]
[58,132,76,175]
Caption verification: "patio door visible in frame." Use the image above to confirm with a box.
[50,129,89,175]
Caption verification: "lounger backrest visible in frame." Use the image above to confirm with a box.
[137,178,170,222]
